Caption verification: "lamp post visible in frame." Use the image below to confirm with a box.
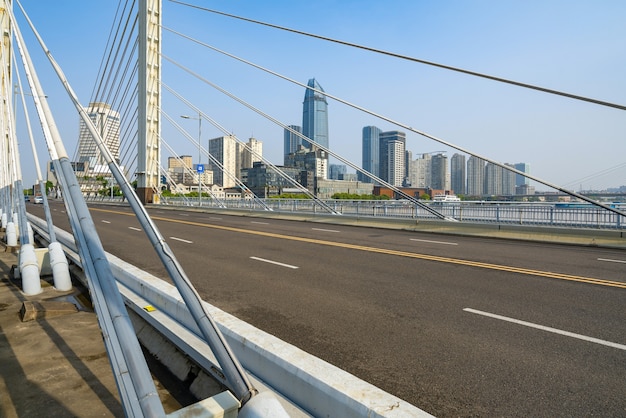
[180,113,202,206]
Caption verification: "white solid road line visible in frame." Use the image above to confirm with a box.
[250,256,298,269]
[312,227,340,233]
[464,308,626,351]
[128,226,141,231]
[101,220,111,224]
[410,238,458,245]
[597,258,626,264]
[251,221,269,225]
[170,236,193,244]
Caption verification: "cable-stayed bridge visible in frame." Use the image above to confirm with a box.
[1,1,625,417]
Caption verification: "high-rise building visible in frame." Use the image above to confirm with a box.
[302,78,329,178]
[379,131,406,186]
[208,135,238,188]
[77,102,120,173]
[514,163,530,187]
[467,156,485,196]
[240,137,263,171]
[360,126,381,183]
[404,150,413,186]
[503,163,516,195]
[484,162,504,195]
[450,153,466,195]
[430,153,448,190]
[413,153,432,188]
[283,125,302,166]
[302,78,329,151]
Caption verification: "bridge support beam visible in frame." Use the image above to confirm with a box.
[137,0,161,204]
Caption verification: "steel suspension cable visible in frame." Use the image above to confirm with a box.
[161,53,447,218]
[168,0,626,112]
[162,29,626,218]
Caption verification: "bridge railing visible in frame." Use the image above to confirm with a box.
[157,197,625,230]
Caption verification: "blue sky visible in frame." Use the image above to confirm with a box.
[15,0,626,191]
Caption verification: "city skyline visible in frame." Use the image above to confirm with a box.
[14,1,625,192]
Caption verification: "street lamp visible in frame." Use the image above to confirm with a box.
[180,113,202,206]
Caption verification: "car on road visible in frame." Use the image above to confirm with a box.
[34,196,43,204]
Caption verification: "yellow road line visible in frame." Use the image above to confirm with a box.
[91,207,626,289]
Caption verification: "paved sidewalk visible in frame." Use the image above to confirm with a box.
[0,227,145,417]
[0,234,126,417]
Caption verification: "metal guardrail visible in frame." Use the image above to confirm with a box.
[152,197,626,230]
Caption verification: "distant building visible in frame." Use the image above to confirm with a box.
[484,162,504,195]
[373,186,450,200]
[467,156,485,196]
[283,125,302,166]
[240,137,263,171]
[77,102,120,173]
[430,153,448,190]
[208,135,238,188]
[339,173,357,181]
[329,164,347,180]
[168,155,193,170]
[285,146,328,180]
[516,184,536,195]
[315,179,374,199]
[243,162,302,197]
[514,162,530,187]
[302,78,329,177]
[167,155,194,186]
[413,154,432,188]
[503,163,516,195]
[379,131,406,186]
[450,153,466,195]
[360,126,381,183]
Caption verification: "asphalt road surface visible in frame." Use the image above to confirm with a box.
[28,202,626,417]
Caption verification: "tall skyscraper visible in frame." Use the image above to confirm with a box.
[379,131,406,186]
[467,156,485,196]
[77,102,120,172]
[360,126,381,183]
[302,78,329,151]
[283,125,302,166]
[514,163,530,187]
[430,153,448,190]
[208,135,238,188]
[450,153,466,195]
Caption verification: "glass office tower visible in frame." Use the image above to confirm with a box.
[360,126,381,183]
[283,125,302,166]
[302,78,328,151]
